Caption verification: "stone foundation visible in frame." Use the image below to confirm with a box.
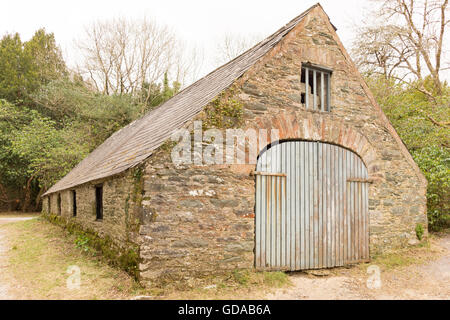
[138,150,256,284]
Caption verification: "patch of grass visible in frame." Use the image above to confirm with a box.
[0,218,143,300]
[42,213,140,279]
[232,269,251,286]
[230,270,289,288]
[0,218,291,300]
[371,253,417,269]
[360,238,438,271]
[416,223,425,240]
[262,271,289,287]
[74,234,90,252]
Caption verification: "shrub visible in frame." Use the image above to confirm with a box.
[415,223,425,241]
[413,146,450,231]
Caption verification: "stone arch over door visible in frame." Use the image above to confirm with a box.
[247,112,382,182]
[254,140,370,270]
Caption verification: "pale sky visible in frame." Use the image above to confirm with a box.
[1,0,374,79]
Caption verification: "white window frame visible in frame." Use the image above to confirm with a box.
[301,64,332,112]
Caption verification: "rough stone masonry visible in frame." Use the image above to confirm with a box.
[42,5,427,286]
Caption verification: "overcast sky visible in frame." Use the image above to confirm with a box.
[1,0,373,80]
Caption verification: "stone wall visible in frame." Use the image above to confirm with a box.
[43,171,140,250]
[138,148,255,284]
[42,6,428,287]
[230,7,428,253]
[137,6,427,285]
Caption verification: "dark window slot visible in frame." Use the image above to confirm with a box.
[72,190,77,217]
[57,194,62,215]
[95,186,103,220]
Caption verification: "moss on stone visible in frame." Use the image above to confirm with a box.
[415,223,425,241]
[124,166,145,234]
[203,89,244,130]
[147,140,177,164]
[42,212,141,280]
[159,140,178,153]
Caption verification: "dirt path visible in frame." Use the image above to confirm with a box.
[0,217,34,300]
[0,216,448,300]
[267,234,450,300]
[0,217,34,225]
[0,232,11,299]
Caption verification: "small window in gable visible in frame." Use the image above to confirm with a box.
[301,64,332,112]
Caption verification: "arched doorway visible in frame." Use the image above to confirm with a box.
[255,140,369,270]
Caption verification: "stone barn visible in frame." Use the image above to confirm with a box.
[42,3,428,285]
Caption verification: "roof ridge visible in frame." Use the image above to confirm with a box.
[44,4,319,195]
[128,3,321,123]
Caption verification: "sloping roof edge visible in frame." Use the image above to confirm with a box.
[45,3,426,197]
[43,3,321,196]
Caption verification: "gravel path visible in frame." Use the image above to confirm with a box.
[0,231,12,299]
[0,217,34,225]
[0,216,448,300]
[267,234,450,300]
[0,217,34,300]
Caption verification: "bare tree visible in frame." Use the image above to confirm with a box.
[172,41,204,88]
[353,25,414,80]
[214,33,263,66]
[352,0,449,97]
[77,17,201,102]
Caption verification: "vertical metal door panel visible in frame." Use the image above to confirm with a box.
[255,141,369,270]
[270,145,276,267]
[318,143,323,268]
[348,152,354,262]
[281,143,286,267]
[307,142,313,269]
[343,149,348,264]
[255,174,261,266]
[286,142,292,269]
[299,142,305,270]
[326,143,332,267]
[311,142,316,268]
[302,144,308,270]
[330,144,336,267]
[296,142,301,270]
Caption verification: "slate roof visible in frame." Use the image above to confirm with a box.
[44,4,322,195]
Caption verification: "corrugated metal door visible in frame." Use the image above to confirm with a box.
[255,141,369,270]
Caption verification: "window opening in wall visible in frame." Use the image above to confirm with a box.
[95,185,103,220]
[48,197,51,213]
[301,64,332,111]
[72,190,77,217]
[57,193,61,215]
